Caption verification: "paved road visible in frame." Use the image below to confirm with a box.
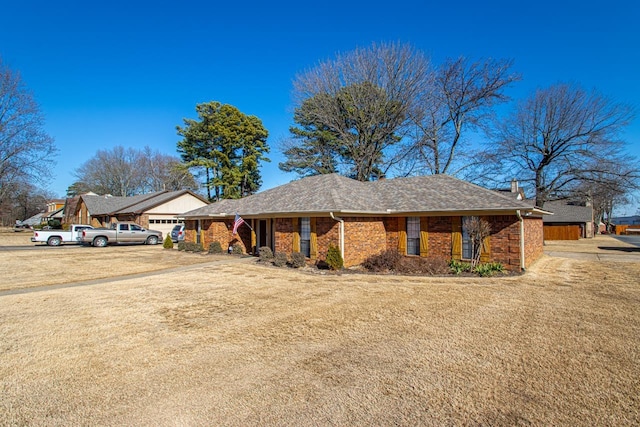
[612,235,640,247]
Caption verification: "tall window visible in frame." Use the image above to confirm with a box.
[407,217,420,255]
[462,216,475,260]
[300,217,311,257]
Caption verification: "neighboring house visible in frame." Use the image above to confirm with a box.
[540,200,594,240]
[64,190,209,238]
[611,215,640,226]
[180,174,548,272]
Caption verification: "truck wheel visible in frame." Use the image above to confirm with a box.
[47,236,62,246]
[93,236,108,247]
[146,236,159,245]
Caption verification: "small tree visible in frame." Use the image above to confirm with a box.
[463,217,491,267]
[326,244,344,270]
[163,234,174,249]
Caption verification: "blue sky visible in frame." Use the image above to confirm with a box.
[1,0,639,212]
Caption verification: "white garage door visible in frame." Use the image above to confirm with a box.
[148,217,183,240]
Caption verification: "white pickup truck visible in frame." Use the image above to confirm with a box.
[31,224,94,246]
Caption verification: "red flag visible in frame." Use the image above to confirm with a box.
[232,213,245,235]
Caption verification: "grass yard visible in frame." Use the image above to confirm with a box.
[0,230,639,425]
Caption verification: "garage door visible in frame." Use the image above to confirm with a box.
[148,217,183,240]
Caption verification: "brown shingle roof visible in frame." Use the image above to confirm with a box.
[182,173,537,218]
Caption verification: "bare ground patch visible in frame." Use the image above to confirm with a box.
[0,235,639,425]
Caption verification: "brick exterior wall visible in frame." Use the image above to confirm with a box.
[185,219,251,253]
[427,216,454,260]
[343,217,387,267]
[524,217,544,268]
[274,218,294,254]
[185,214,545,272]
[315,217,340,261]
[484,215,522,270]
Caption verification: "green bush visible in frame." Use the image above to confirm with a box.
[184,242,204,252]
[208,241,223,254]
[363,249,402,272]
[258,246,274,261]
[290,252,306,268]
[473,262,505,277]
[163,234,174,249]
[177,241,186,251]
[47,219,62,229]
[326,244,344,270]
[273,252,288,267]
[449,259,473,275]
[232,243,243,255]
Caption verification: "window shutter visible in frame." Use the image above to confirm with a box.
[420,217,429,257]
[480,235,491,263]
[452,217,462,260]
[310,217,317,259]
[292,218,300,252]
[251,220,257,254]
[398,217,407,255]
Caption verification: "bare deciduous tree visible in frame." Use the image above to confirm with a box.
[73,146,197,196]
[0,58,57,202]
[493,83,637,207]
[463,216,492,267]
[406,57,520,176]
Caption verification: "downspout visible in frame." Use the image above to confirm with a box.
[516,210,526,271]
[329,212,345,263]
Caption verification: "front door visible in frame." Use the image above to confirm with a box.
[259,220,267,249]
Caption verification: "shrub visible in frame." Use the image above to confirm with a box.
[232,243,243,255]
[290,252,306,268]
[163,234,174,249]
[184,242,203,252]
[396,257,449,275]
[325,244,344,270]
[449,259,473,275]
[258,246,274,261]
[362,249,402,272]
[208,241,223,254]
[47,219,62,229]
[473,262,505,277]
[177,241,186,251]
[273,252,288,267]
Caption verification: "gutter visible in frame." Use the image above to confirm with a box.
[329,212,345,262]
[516,210,526,271]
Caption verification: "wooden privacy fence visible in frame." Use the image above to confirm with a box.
[544,224,581,240]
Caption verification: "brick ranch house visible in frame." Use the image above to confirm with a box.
[64,190,208,238]
[180,174,548,272]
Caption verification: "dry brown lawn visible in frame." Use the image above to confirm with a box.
[0,230,639,426]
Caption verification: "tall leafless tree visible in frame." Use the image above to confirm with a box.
[404,57,520,177]
[73,146,197,196]
[0,58,57,202]
[492,83,637,207]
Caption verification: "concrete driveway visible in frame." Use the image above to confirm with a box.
[544,235,640,263]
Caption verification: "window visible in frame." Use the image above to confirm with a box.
[131,224,143,231]
[300,217,311,257]
[118,224,129,231]
[407,217,420,255]
[462,216,475,260]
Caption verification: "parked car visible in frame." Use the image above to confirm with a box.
[31,224,94,246]
[170,224,185,242]
[80,222,162,247]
